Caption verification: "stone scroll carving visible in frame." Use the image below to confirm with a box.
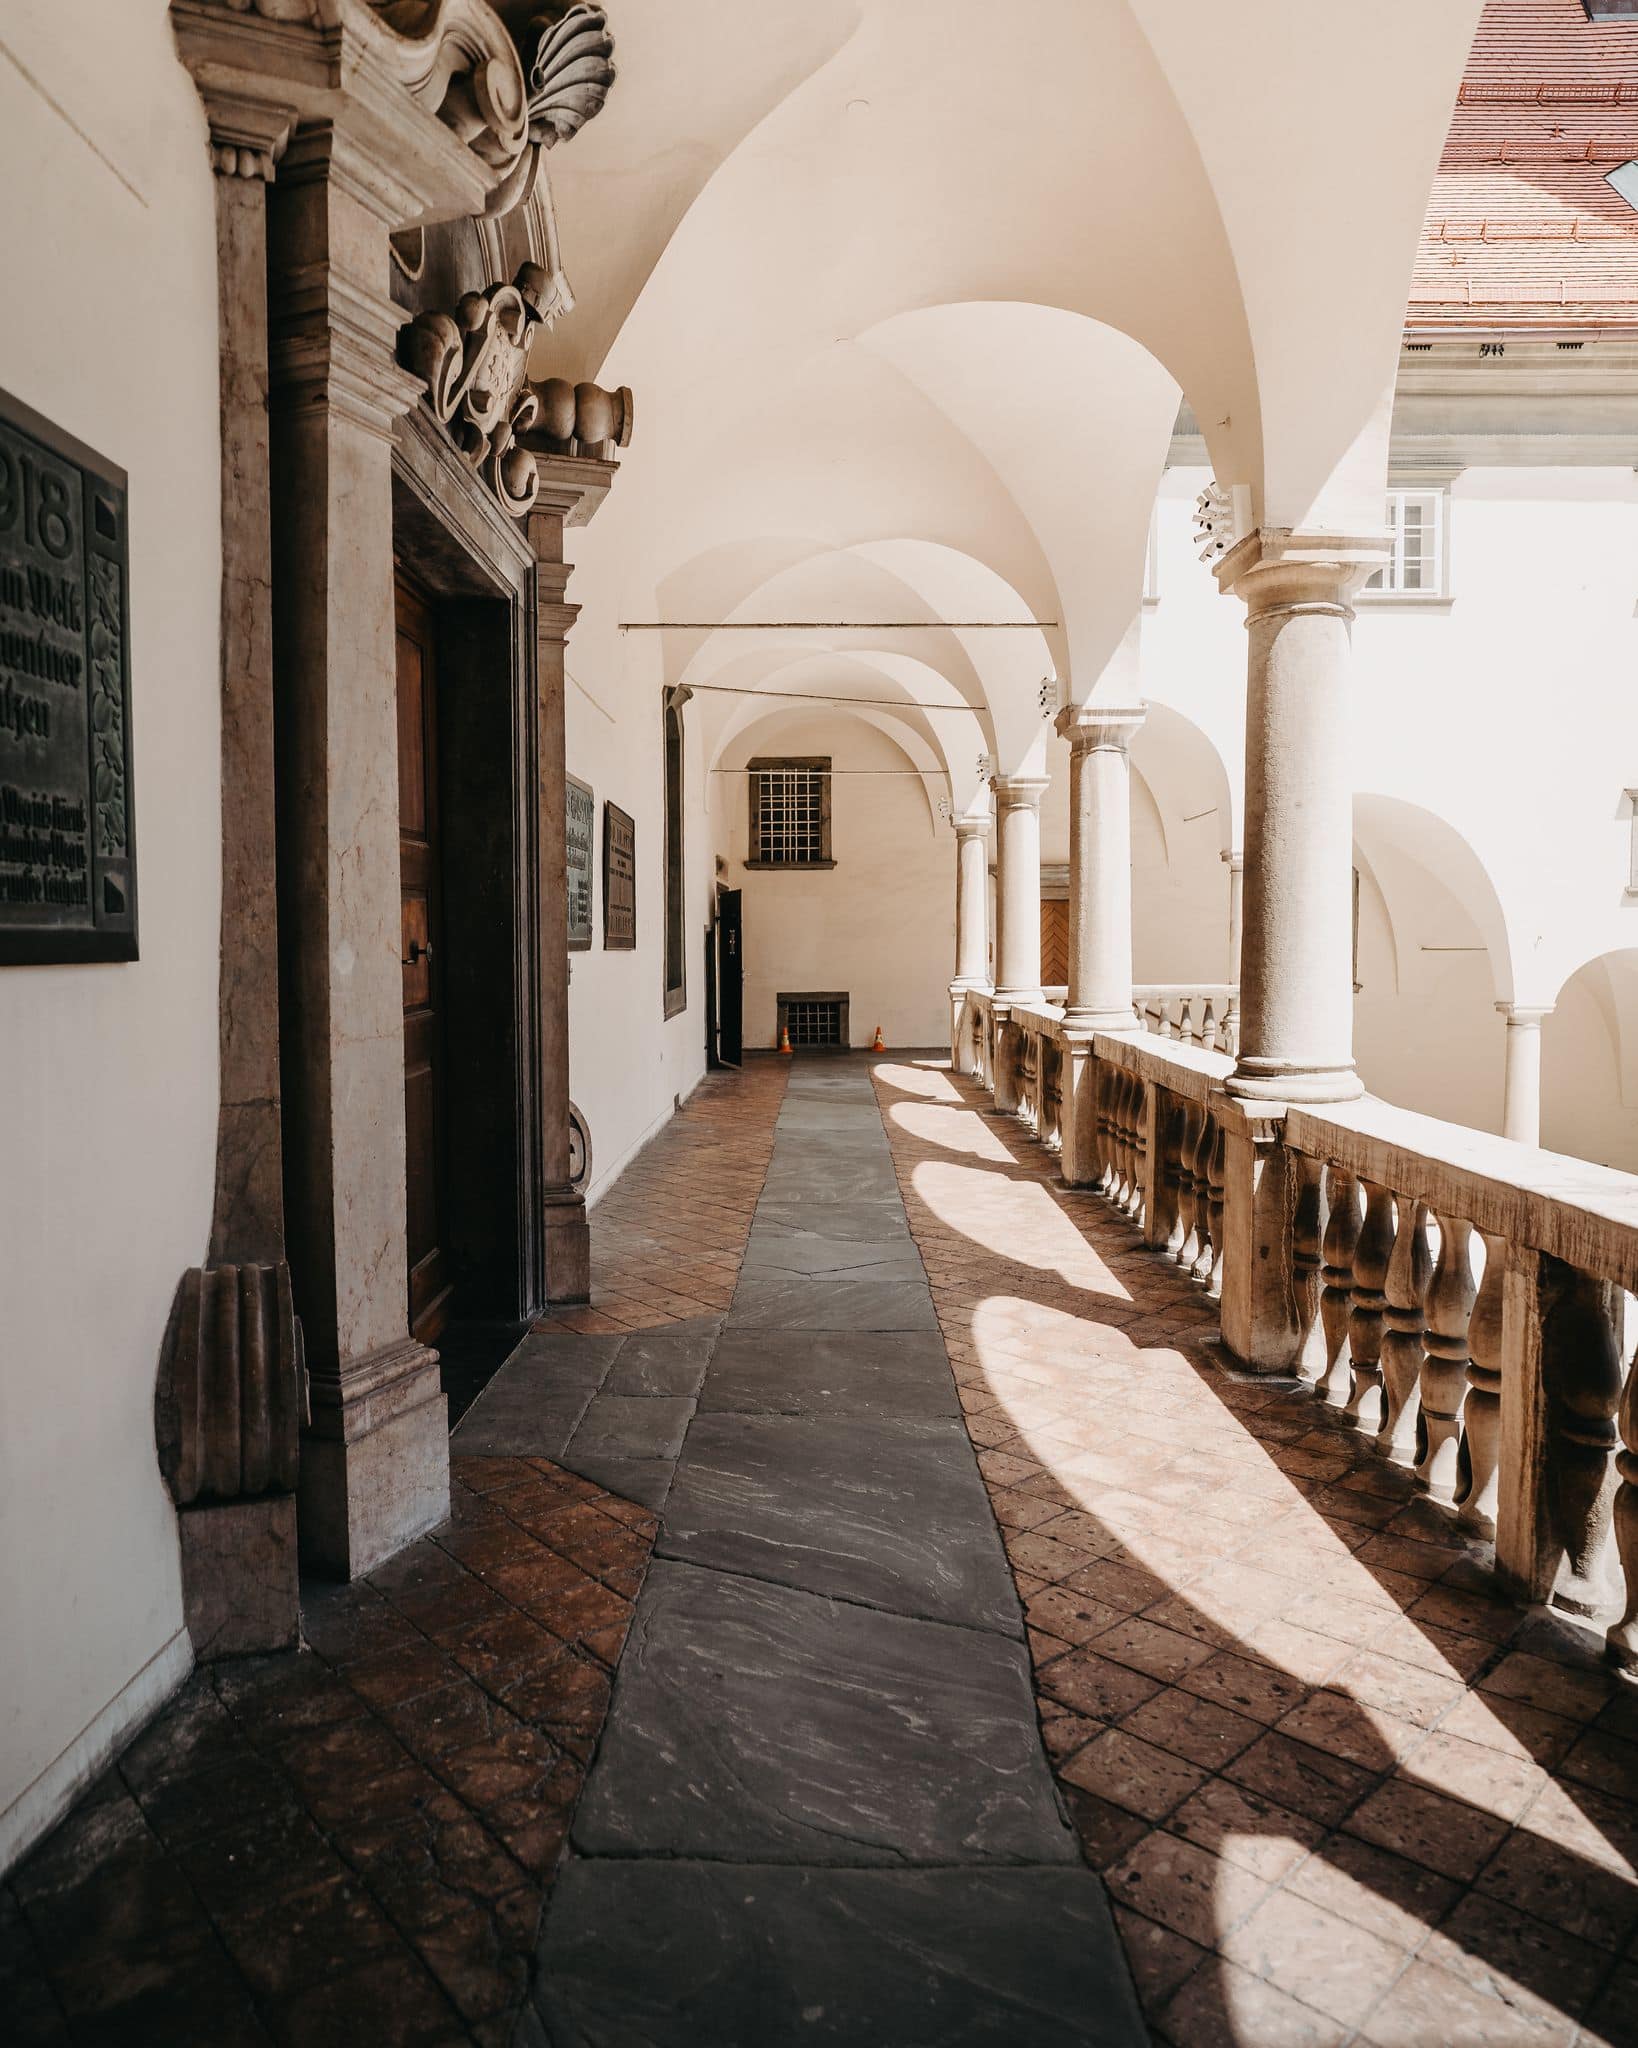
[155,1263,306,1505]
[398,262,633,517]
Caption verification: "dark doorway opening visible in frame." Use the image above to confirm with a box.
[717,885,743,1067]
[393,568,528,1350]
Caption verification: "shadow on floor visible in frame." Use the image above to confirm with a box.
[872,1058,1638,2046]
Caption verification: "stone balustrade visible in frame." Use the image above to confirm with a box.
[1134,983,1240,1056]
[950,981,1638,1672]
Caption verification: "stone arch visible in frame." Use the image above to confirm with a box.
[1543,950,1638,1174]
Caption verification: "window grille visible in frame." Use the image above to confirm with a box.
[748,758,831,866]
[1363,490,1445,597]
[777,991,849,1048]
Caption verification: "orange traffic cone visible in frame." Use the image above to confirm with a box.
[778,1024,793,1055]
[871,1024,885,1053]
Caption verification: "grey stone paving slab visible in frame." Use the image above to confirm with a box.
[560,1454,674,1513]
[739,1231,923,1277]
[494,1331,626,1380]
[601,1319,720,1398]
[572,1562,1073,1866]
[761,1158,900,1198]
[750,1198,910,1240]
[660,1414,1018,1631]
[776,1101,891,1132]
[537,1860,1146,2047]
[567,1392,696,1463]
[725,1269,937,1333]
[450,1358,603,1460]
[701,1330,957,1420]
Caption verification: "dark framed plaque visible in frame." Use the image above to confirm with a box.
[0,387,136,964]
[565,772,593,952]
[602,799,635,949]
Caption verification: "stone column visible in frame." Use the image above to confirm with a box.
[1057,703,1143,1032]
[948,813,990,1067]
[1214,531,1382,1106]
[1498,1003,1552,1146]
[989,775,1048,1113]
[1223,850,1244,981]
[1055,705,1142,1187]
[1213,530,1385,1371]
[990,776,1048,1001]
[267,127,447,1579]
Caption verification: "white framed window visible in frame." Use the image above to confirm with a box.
[1361,489,1447,599]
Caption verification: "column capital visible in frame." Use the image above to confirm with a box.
[1221,848,1244,873]
[989,773,1050,809]
[1214,528,1392,619]
[1054,701,1144,752]
[953,813,990,842]
[1497,1002,1554,1027]
[198,89,297,182]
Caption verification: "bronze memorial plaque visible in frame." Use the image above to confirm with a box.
[0,388,136,964]
[566,772,594,951]
[603,799,635,949]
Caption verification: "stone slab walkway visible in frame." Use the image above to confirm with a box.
[874,1059,1638,2048]
[531,1059,1145,2046]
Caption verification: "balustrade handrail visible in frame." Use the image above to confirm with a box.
[1288,1095,1638,1293]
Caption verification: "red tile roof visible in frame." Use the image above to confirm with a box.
[1410,0,1638,329]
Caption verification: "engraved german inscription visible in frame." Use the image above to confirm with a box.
[566,772,594,951]
[0,388,136,962]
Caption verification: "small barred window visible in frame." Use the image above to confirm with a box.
[747,757,832,867]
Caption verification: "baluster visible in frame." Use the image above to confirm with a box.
[1200,996,1219,1054]
[1420,1215,1476,1503]
[1292,1153,1326,1387]
[1608,1337,1638,1670]
[1543,1265,1623,1617]
[1180,994,1197,1046]
[1457,1232,1504,1531]
[1224,994,1239,1059]
[1118,1073,1138,1214]
[1346,1182,1395,1434]
[1158,1096,1185,1257]
[1128,1081,1149,1224]
[1318,1166,1362,1406]
[1203,1116,1226,1295]
[1379,1199,1431,1466]
[1108,1071,1130,1205]
[1175,1100,1205,1268]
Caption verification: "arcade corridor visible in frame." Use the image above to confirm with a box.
[5,1057,1636,2042]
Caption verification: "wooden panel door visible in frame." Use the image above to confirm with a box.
[1040,899,1069,989]
[395,574,452,1341]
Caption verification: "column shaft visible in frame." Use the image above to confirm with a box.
[952,821,990,986]
[1499,1004,1550,1146]
[1057,704,1143,1031]
[1217,537,1378,1104]
[991,776,1048,1000]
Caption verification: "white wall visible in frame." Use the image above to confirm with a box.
[1142,460,1638,1169]
[560,620,713,1206]
[714,710,951,1050]
[0,0,222,1861]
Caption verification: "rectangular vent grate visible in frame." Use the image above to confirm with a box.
[778,991,849,1051]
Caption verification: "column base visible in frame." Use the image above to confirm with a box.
[179,1496,299,1661]
[300,1338,449,1579]
[1062,1007,1141,1035]
[1227,1057,1363,1105]
[544,1188,591,1306]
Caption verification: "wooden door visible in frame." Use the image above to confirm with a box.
[717,887,743,1067]
[395,574,452,1341]
[1041,899,1069,990]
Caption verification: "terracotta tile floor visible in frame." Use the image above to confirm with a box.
[537,1059,788,1334]
[874,1059,1638,2048]
[3,1061,795,2046]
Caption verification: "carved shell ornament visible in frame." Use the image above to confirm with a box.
[527,5,616,147]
